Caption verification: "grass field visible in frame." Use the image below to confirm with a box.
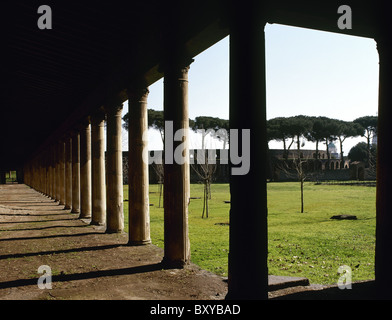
[123,181,376,285]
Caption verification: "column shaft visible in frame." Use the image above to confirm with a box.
[375,32,392,299]
[91,112,106,226]
[64,137,72,209]
[163,63,192,267]
[80,120,92,219]
[57,140,65,205]
[128,86,151,245]
[106,104,124,233]
[226,7,268,299]
[55,142,60,202]
[71,132,81,213]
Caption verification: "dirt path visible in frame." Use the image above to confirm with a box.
[0,184,228,300]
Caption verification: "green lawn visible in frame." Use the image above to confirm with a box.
[123,181,376,285]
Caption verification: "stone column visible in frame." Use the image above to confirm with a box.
[226,6,268,300]
[105,104,124,233]
[64,136,72,210]
[375,31,392,299]
[71,131,81,213]
[47,147,53,198]
[127,86,151,245]
[79,119,92,219]
[91,110,107,226]
[58,140,66,206]
[55,141,60,202]
[0,171,5,184]
[53,144,58,201]
[162,60,192,268]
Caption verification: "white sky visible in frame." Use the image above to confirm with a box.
[121,24,379,155]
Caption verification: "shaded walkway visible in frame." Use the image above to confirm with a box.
[0,184,227,300]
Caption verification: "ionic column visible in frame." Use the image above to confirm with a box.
[64,136,72,210]
[105,103,124,233]
[71,131,81,213]
[162,60,192,268]
[375,32,392,299]
[91,110,107,226]
[127,85,151,245]
[226,6,268,300]
[79,119,92,219]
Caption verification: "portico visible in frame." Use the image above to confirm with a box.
[4,0,391,299]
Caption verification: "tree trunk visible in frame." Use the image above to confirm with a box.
[158,182,163,208]
[300,178,304,213]
[202,183,206,218]
[339,137,344,168]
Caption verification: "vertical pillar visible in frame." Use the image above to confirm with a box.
[127,85,151,245]
[16,168,24,184]
[80,119,92,219]
[71,131,81,213]
[0,171,5,184]
[226,4,268,299]
[162,59,192,268]
[47,148,52,197]
[58,140,66,206]
[375,31,392,299]
[55,141,60,202]
[51,144,56,200]
[105,103,124,233]
[64,136,72,210]
[91,110,107,226]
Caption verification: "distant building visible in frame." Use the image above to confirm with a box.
[372,133,377,146]
[269,148,350,171]
[328,142,340,159]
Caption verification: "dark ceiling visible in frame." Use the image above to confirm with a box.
[2,0,386,170]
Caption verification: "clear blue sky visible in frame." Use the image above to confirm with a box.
[122,23,379,153]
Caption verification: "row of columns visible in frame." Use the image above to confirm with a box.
[23,105,125,234]
[21,13,268,298]
[23,63,193,269]
[21,8,392,299]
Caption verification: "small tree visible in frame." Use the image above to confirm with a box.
[152,162,164,208]
[276,156,312,213]
[191,150,216,218]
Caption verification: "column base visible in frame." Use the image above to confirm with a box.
[105,229,125,234]
[90,220,105,226]
[161,256,189,269]
[78,213,91,219]
[71,209,80,214]
[127,239,152,246]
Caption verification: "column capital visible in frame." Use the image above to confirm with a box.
[158,56,194,75]
[375,34,392,59]
[69,127,80,138]
[104,103,123,116]
[127,86,149,103]
[77,117,91,132]
[91,107,106,125]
